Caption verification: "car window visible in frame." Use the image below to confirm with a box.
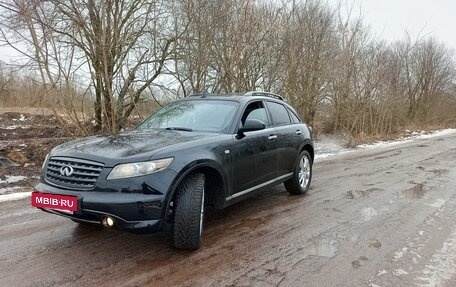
[266,101,291,126]
[288,109,301,123]
[241,101,270,126]
[137,100,238,133]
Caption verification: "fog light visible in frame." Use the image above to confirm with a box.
[101,216,115,228]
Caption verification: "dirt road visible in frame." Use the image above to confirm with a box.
[1,132,456,287]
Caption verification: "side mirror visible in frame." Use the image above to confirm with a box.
[237,119,266,138]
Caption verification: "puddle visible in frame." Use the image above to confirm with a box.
[361,207,378,221]
[235,218,264,229]
[352,256,369,269]
[368,239,382,248]
[399,183,426,199]
[366,188,382,193]
[431,169,449,176]
[345,188,382,199]
[309,237,339,258]
[345,190,367,199]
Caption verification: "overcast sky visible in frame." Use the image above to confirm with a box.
[1,0,456,63]
[327,0,456,50]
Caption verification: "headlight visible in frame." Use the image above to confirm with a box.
[107,158,173,180]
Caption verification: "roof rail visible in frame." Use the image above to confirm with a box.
[188,93,210,97]
[243,91,284,101]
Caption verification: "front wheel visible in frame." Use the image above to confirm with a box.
[169,173,205,250]
[284,150,312,195]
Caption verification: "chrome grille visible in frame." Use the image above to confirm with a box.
[45,157,104,190]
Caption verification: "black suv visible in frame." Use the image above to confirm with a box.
[32,92,314,249]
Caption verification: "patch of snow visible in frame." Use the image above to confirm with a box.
[0,175,27,184]
[416,226,456,287]
[2,125,30,129]
[416,129,456,139]
[358,129,456,150]
[428,198,446,208]
[361,207,378,221]
[19,114,26,121]
[315,129,456,162]
[0,191,31,202]
[394,269,409,276]
[0,186,21,195]
[393,247,408,261]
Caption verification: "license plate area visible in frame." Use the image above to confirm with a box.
[32,192,78,212]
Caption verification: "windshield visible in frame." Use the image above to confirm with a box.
[137,100,238,133]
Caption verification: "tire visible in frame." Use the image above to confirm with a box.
[284,150,312,195]
[169,173,205,250]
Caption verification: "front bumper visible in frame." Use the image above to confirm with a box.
[34,182,168,232]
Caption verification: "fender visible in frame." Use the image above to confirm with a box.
[162,159,229,218]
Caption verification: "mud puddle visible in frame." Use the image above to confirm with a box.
[308,237,339,258]
[398,183,426,199]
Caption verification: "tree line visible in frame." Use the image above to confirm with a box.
[0,0,455,139]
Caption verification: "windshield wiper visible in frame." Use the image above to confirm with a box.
[165,127,193,132]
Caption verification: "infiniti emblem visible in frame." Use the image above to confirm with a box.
[60,165,74,176]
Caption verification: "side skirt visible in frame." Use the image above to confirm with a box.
[225,172,293,202]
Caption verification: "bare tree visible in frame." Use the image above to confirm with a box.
[0,0,177,133]
[1,0,455,140]
[398,36,455,122]
[174,0,285,95]
[281,0,337,125]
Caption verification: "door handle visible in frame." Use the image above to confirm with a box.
[268,135,278,140]
[296,130,302,135]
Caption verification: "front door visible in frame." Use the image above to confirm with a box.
[231,101,278,196]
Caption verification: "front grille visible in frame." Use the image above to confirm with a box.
[45,157,104,190]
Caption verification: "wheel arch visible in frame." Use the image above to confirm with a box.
[300,140,314,163]
[164,161,227,219]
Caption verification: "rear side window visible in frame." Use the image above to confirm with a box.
[266,101,291,126]
[288,110,301,123]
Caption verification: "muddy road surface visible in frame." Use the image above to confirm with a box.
[1,132,456,287]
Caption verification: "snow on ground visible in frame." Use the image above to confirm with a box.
[315,129,456,162]
[0,175,27,184]
[416,226,456,287]
[0,191,31,202]
[357,129,456,149]
[0,128,455,202]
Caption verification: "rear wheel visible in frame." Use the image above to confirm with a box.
[284,150,312,195]
[169,173,205,250]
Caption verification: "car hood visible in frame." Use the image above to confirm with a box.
[50,129,218,166]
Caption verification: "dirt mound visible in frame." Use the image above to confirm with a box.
[0,112,75,191]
